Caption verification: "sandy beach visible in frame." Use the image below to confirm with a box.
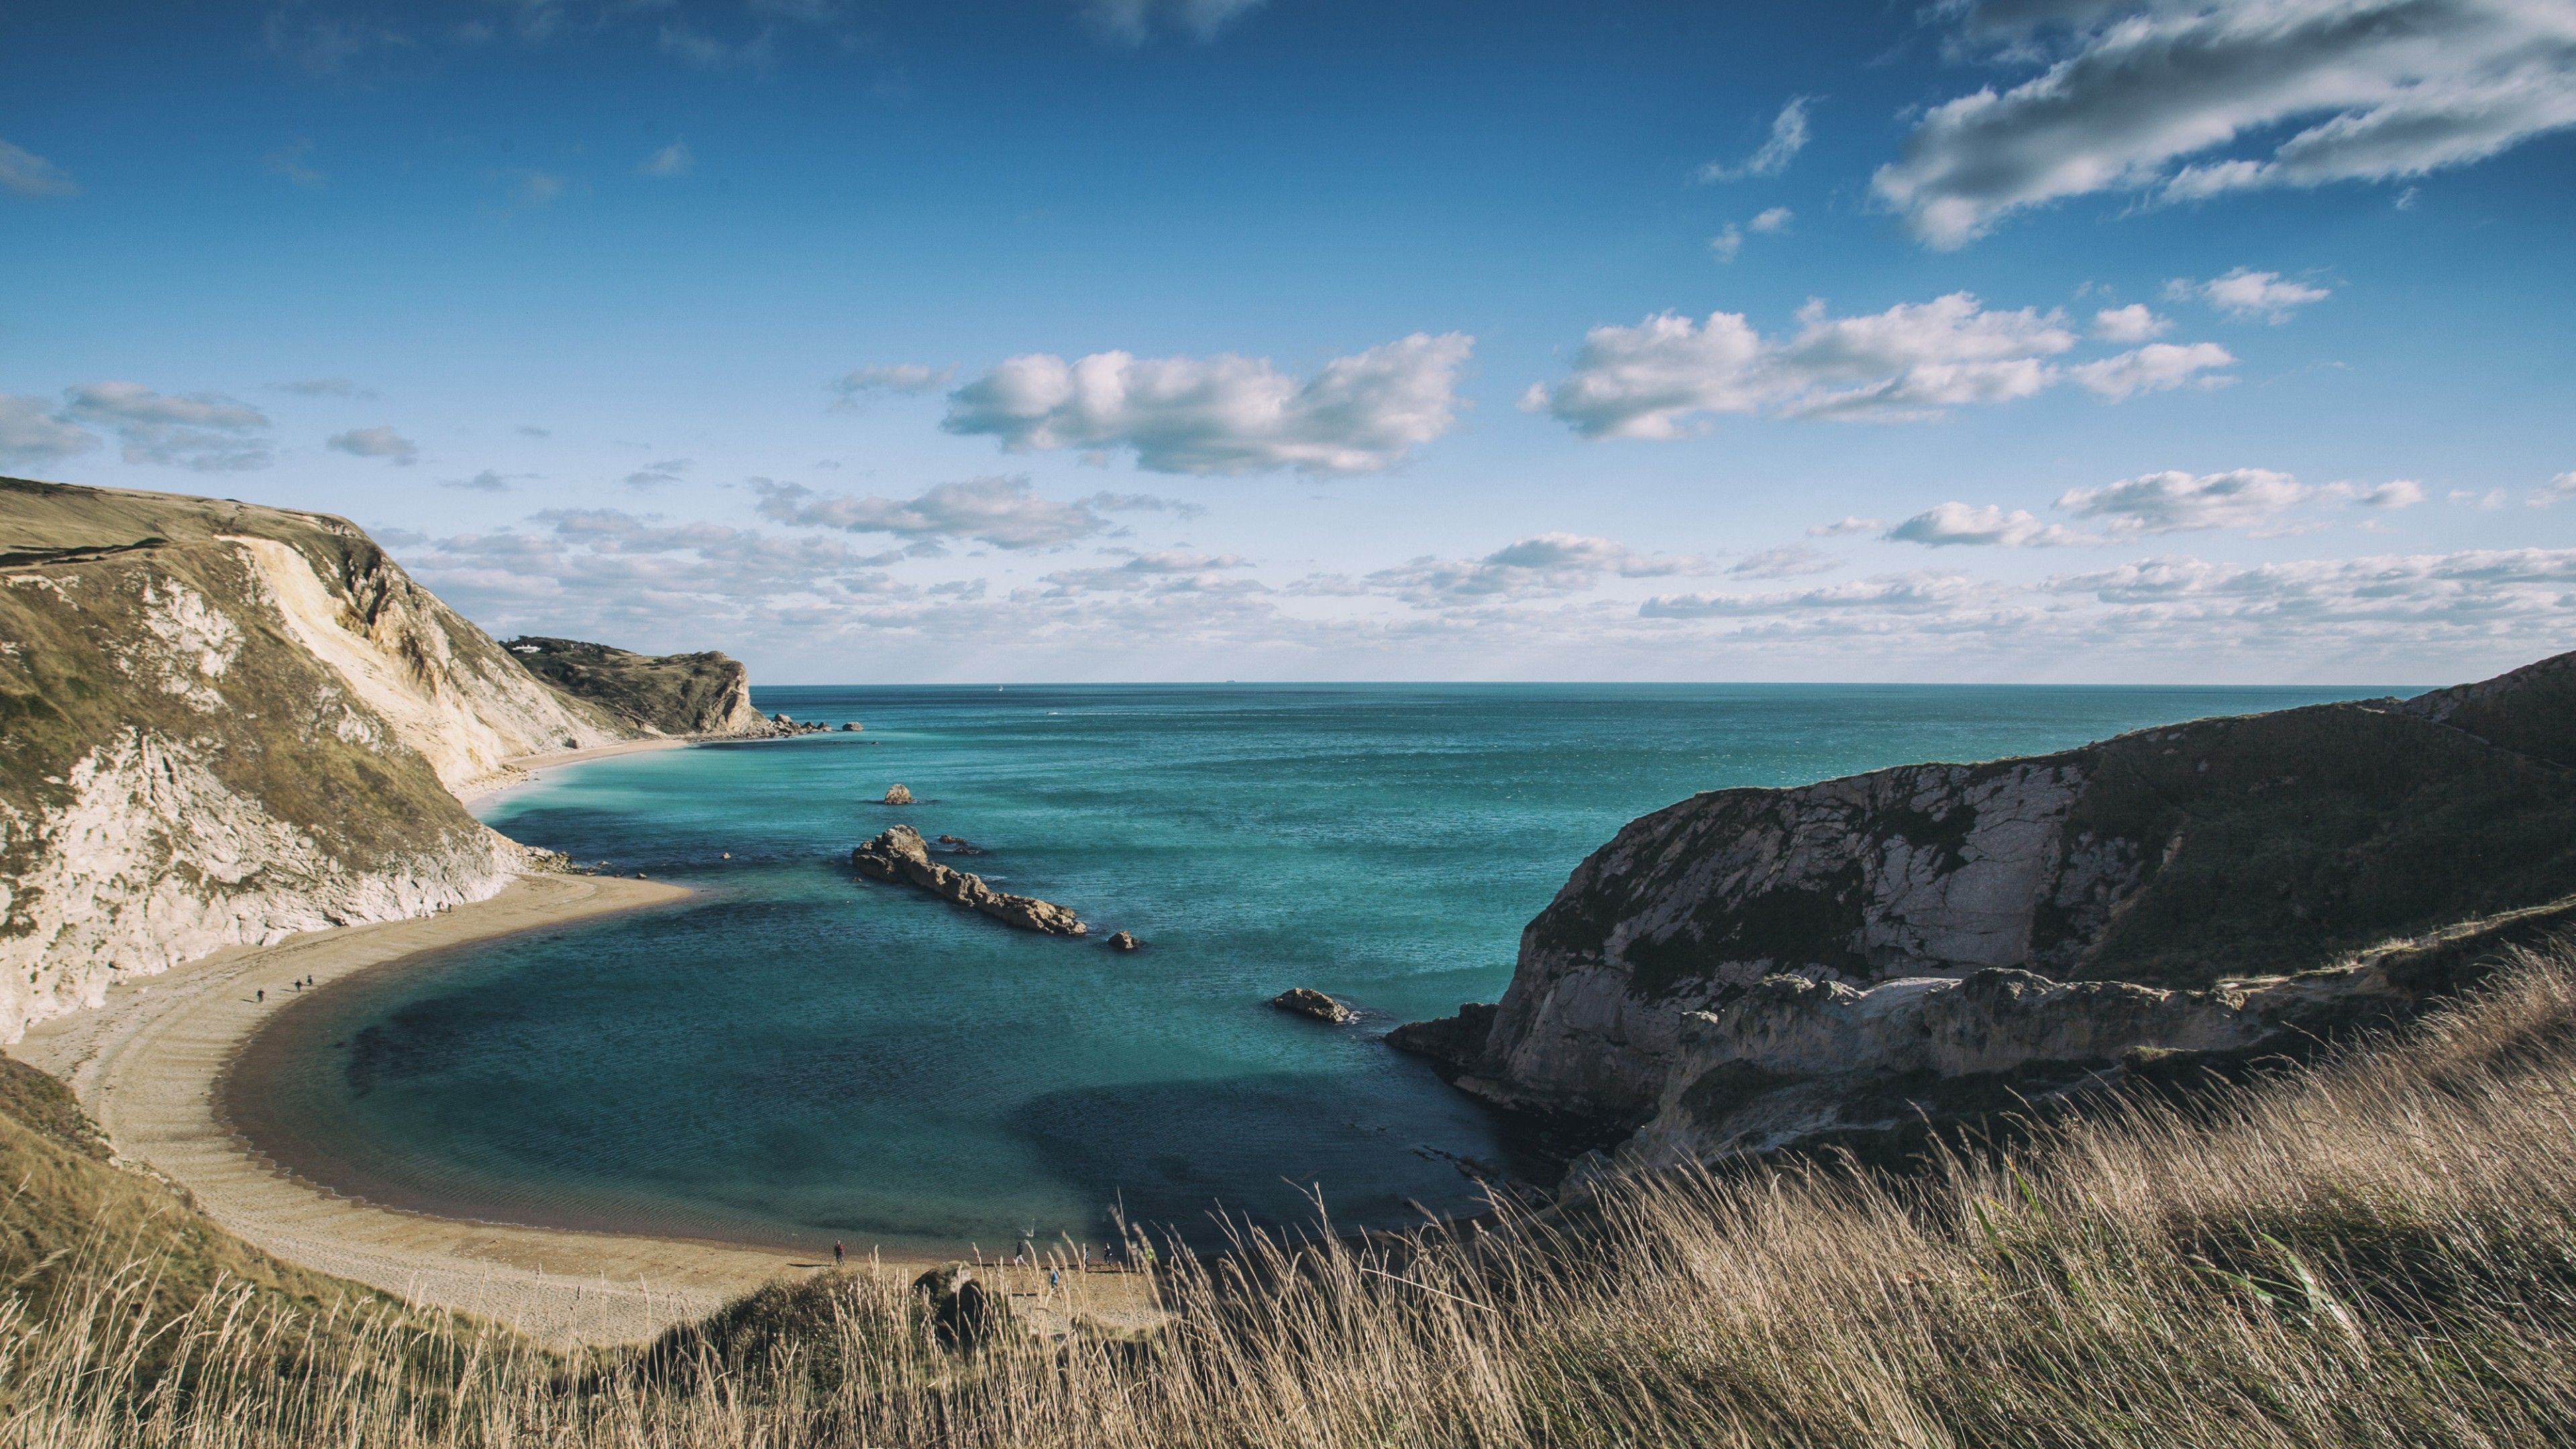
[458,736,698,806]
[7,871,832,1345]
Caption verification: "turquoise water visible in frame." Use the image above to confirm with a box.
[227,682,2392,1256]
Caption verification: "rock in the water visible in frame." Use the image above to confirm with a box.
[1271,987,1351,1024]
[1106,930,1140,951]
[912,1264,1006,1351]
[934,833,989,857]
[852,825,1085,935]
[840,721,863,731]
[882,784,914,805]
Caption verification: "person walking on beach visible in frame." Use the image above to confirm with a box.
[833,1240,845,1268]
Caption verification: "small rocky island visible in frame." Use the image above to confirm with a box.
[1271,987,1352,1023]
[851,825,1085,935]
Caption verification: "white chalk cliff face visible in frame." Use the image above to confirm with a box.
[0,478,641,1044]
[1395,652,2576,1173]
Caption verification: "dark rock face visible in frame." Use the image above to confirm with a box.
[1396,651,2576,1175]
[912,1264,1005,1351]
[1106,930,1140,951]
[1271,987,1352,1024]
[935,834,989,857]
[852,825,1085,935]
[501,635,771,737]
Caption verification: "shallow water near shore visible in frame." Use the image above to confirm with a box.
[227,682,2392,1257]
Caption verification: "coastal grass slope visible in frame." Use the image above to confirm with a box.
[4,947,2573,1446]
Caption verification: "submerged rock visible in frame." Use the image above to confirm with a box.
[882,784,914,805]
[1106,930,1140,951]
[1271,987,1352,1024]
[934,833,989,857]
[851,825,1085,936]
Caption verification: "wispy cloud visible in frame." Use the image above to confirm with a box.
[1695,97,1814,182]
[327,425,421,465]
[0,139,77,198]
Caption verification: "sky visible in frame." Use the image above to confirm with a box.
[4,0,2573,684]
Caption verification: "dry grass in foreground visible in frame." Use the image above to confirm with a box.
[7,951,2576,1448]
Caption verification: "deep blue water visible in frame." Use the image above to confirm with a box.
[228,682,2394,1256]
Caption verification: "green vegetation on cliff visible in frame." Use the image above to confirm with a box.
[500,635,767,737]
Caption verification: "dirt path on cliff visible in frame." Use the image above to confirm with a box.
[6,873,855,1346]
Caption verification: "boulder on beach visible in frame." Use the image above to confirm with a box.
[912,1264,1006,1351]
[1270,987,1352,1024]
[882,784,914,805]
[851,825,1086,936]
[1106,930,1140,951]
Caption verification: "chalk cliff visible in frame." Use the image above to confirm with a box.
[1394,652,2576,1173]
[0,478,649,1042]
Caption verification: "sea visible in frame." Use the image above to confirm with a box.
[224,682,2392,1257]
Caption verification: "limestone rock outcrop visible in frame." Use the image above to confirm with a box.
[500,635,773,737]
[851,825,1085,935]
[883,784,914,806]
[1395,651,2576,1174]
[0,476,647,1043]
[1106,930,1140,951]
[1271,987,1352,1023]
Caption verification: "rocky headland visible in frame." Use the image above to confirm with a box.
[1393,650,2576,1178]
[0,476,786,1044]
[851,824,1087,935]
[500,635,776,737]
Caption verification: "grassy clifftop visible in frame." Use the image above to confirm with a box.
[501,635,771,737]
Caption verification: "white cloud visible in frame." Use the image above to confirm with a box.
[1530,293,2083,437]
[1874,0,2576,247]
[2171,268,2333,322]
[1041,550,1260,595]
[1808,515,1884,537]
[265,140,326,189]
[1085,0,1269,44]
[2069,341,2237,398]
[622,458,693,489]
[275,376,374,398]
[1748,205,1794,233]
[327,425,420,465]
[1886,502,2098,548]
[639,140,694,178]
[0,395,100,467]
[830,364,955,408]
[62,381,272,472]
[1362,533,1715,606]
[0,139,76,198]
[755,475,1118,549]
[1709,226,1745,263]
[943,333,1472,475]
[1641,573,1991,619]
[2452,487,2508,509]
[2325,478,2426,508]
[2057,467,2310,533]
[439,470,518,492]
[657,25,776,71]
[2091,303,2169,341]
[1697,97,1815,182]
[1731,543,1841,579]
[2530,471,2576,506]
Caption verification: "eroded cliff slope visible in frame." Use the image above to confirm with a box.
[0,477,642,1041]
[1395,652,2576,1173]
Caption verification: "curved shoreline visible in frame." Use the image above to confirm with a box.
[7,872,863,1346]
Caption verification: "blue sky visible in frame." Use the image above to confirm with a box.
[5,0,2573,683]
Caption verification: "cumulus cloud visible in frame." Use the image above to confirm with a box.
[2092,303,2169,341]
[327,425,420,465]
[755,475,1118,549]
[62,381,272,472]
[1709,208,1794,264]
[1809,516,1884,537]
[2057,467,2311,533]
[943,333,1472,475]
[2069,341,2237,398]
[2049,548,2576,627]
[1085,0,1269,44]
[639,140,694,177]
[1749,205,1795,233]
[439,469,518,492]
[1709,227,1746,264]
[1641,573,1991,619]
[2170,268,2334,322]
[0,394,100,467]
[1886,502,2098,548]
[1529,293,2087,437]
[1731,543,1842,579]
[1041,550,1260,595]
[830,364,955,408]
[1874,0,2576,247]
[0,139,76,198]
[1697,97,1815,182]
